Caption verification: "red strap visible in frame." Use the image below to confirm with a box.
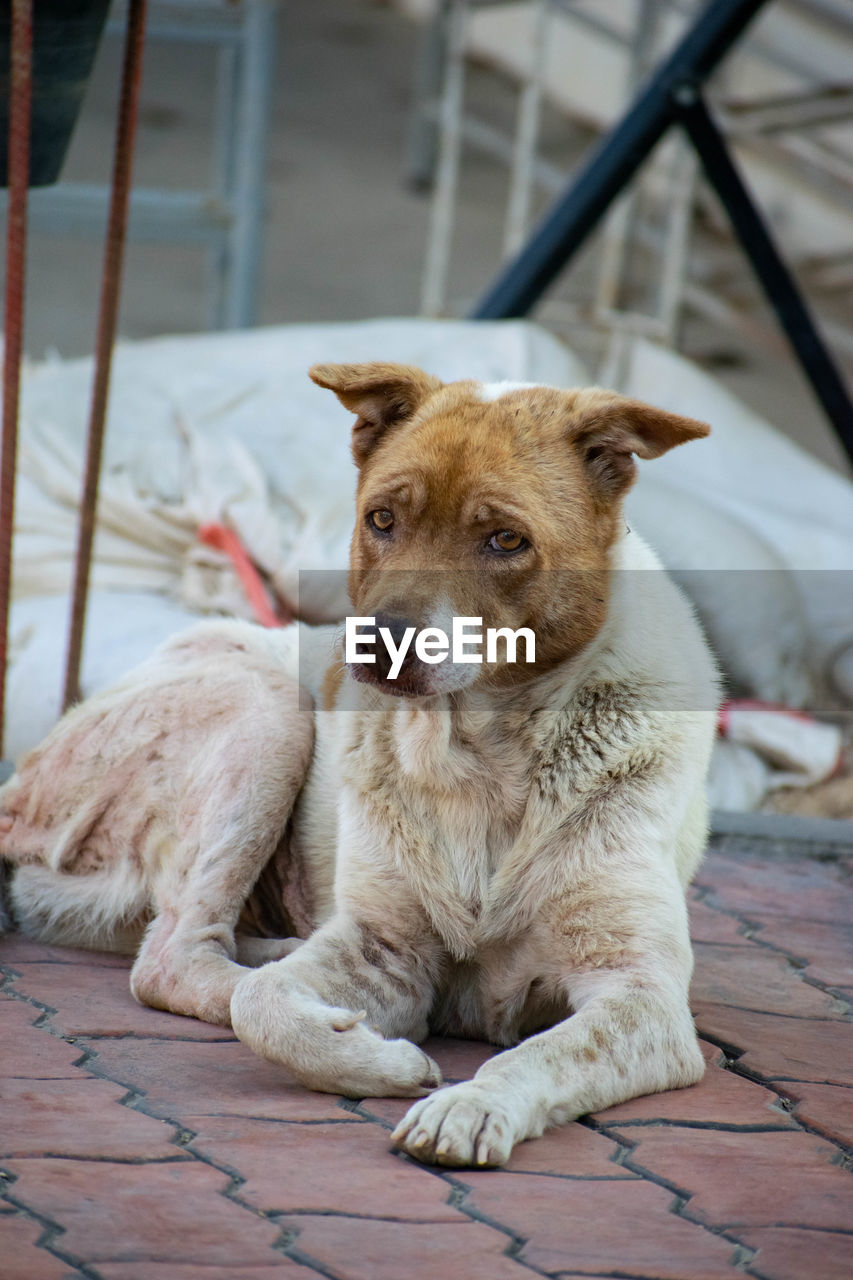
[198,523,290,628]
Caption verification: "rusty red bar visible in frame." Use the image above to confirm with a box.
[0,0,33,756]
[63,0,148,710]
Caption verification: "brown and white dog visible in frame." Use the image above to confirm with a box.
[0,362,719,1167]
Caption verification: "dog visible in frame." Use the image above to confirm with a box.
[0,362,719,1167]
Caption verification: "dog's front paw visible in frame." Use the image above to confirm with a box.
[392,1081,516,1167]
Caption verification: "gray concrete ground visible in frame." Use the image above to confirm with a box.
[4,0,852,473]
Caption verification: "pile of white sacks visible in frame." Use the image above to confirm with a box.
[8,318,853,811]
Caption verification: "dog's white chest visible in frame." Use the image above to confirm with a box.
[336,695,535,958]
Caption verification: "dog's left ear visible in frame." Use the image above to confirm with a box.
[309,361,443,465]
[569,390,710,500]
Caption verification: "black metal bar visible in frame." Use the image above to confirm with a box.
[471,0,768,319]
[676,90,853,460]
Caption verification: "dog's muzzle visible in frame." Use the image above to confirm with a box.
[347,611,478,698]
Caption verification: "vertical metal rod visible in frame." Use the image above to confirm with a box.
[0,0,33,756]
[205,36,238,329]
[63,0,147,710]
[420,0,469,317]
[404,0,452,190]
[594,0,664,322]
[655,136,698,345]
[678,92,853,462]
[502,0,549,259]
[222,0,276,330]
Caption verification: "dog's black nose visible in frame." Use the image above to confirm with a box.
[373,611,417,679]
[374,612,414,647]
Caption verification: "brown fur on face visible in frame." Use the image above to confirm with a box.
[309,363,709,694]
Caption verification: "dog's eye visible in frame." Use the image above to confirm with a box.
[369,509,394,532]
[489,530,526,553]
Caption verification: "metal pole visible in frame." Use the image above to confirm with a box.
[471,0,768,318]
[404,0,452,190]
[502,0,549,259]
[0,0,33,755]
[677,90,853,460]
[63,0,148,710]
[593,0,666,324]
[222,0,276,329]
[421,0,470,316]
[205,35,239,328]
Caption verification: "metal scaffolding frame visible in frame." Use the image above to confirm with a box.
[461,0,853,457]
[415,0,853,456]
[0,0,277,331]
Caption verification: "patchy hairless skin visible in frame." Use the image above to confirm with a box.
[0,362,718,1167]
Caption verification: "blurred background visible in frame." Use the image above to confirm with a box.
[3,0,852,471]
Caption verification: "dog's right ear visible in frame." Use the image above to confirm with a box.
[309,362,442,465]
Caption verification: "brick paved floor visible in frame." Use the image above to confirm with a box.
[1,835,852,1280]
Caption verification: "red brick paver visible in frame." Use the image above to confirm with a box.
[0,1212,76,1280]
[694,848,853,922]
[3,960,231,1039]
[776,1080,853,1146]
[483,1118,634,1177]
[97,1268,313,1280]
[186,1117,460,1219]
[2,836,852,1280]
[748,916,853,990]
[278,1215,527,1280]
[97,1267,316,1280]
[687,891,752,945]
[691,941,849,1018]
[460,1174,743,1278]
[1,994,86,1077]
[1,1159,285,1266]
[0,1078,179,1160]
[693,1003,853,1084]
[734,1228,853,1280]
[88,1036,348,1122]
[0,935,134,967]
[613,1127,853,1231]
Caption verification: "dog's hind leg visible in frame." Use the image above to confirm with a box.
[128,692,316,1027]
[5,704,314,1026]
[1,620,316,1026]
[129,830,296,1027]
[134,928,304,1023]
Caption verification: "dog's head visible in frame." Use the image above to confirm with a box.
[310,362,709,698]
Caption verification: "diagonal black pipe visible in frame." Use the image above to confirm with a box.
[471,0,769,319]
[676,91,853,459]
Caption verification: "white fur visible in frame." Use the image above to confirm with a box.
[476,380,540,402]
